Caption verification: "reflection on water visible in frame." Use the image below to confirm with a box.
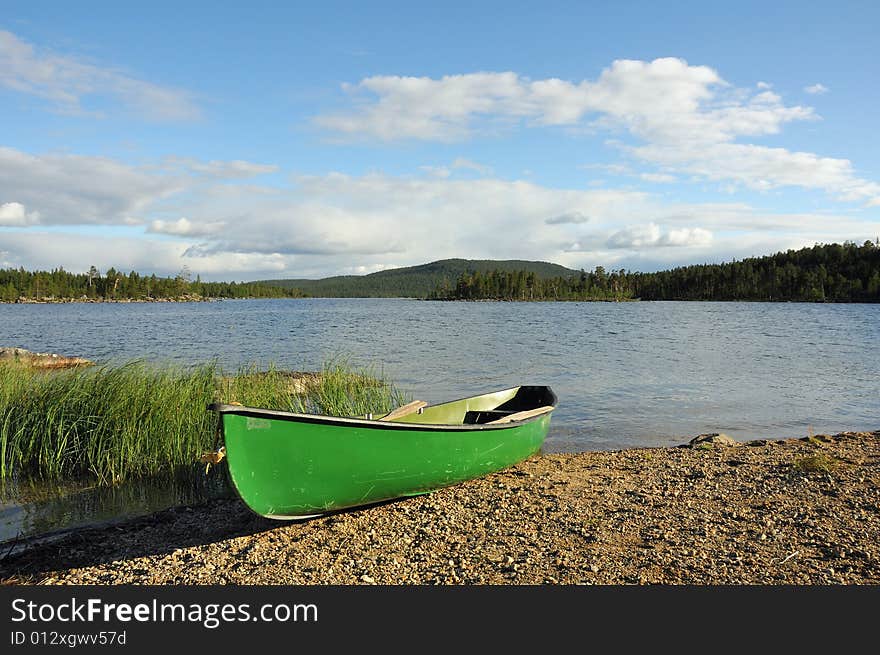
[1,298,878,542]
[0,466,232,543]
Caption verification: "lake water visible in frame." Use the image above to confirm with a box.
[2,299,878,541]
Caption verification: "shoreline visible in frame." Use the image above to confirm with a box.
[1,296,222,304]
[5,296,879,304]
[1,429,877,585]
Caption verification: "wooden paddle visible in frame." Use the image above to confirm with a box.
[486,406,554,424]
[378,400,428,421]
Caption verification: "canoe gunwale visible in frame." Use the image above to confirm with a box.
[206,402,554,432]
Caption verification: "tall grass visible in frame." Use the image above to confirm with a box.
[0,359,406,485]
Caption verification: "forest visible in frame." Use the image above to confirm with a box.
[2,241,877,303]
[0,266,304,301]
[431,241,880,302]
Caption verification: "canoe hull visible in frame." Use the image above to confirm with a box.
[216,392,554,519]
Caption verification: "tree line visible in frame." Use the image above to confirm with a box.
[431,241,880,302]
[3,241,877,303]
[428,267,633,301]
[0,266,305,302]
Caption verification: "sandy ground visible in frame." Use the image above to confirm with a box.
[1,430,878,585]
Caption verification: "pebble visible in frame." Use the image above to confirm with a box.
[1,430,878,586]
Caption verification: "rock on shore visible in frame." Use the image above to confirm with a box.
[0,347,93,369]
[1,430,878,585]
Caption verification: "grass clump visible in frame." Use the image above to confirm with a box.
[305,360,408,417]
[791,453,843,474]
[0,358,406,485]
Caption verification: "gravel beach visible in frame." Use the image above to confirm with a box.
[1,429,878,585]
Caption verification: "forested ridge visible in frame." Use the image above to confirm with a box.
[257,258,575,298]
[0,266,304,301]
[432,241,880,302]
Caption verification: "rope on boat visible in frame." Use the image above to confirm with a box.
[201,402,236,474]
[200,446,226,474]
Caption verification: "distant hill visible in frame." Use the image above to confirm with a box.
[257,258,579,297]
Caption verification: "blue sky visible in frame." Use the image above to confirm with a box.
[1,0,878,280]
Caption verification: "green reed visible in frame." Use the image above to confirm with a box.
[0,359,406,485]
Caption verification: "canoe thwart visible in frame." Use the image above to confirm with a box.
[378,400,428,421]
[486,405,555,424]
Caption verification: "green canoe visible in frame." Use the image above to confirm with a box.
[207,385,556,519]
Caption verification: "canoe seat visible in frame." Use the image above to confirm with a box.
[463,410,514,424]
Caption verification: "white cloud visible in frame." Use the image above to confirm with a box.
[0,201,40,226]
[315,58,809,144]
[606,222,713,249]
[338,263,396,275]
[628,142,880,201]
[0,147,293,231]
[177,171,877,279]
[450,157,493,175]
[315,72,530,141]
[0,29,200,120]
[583,162,632,175]
[417,158,492,180]
[162,156,279,179]
[314,58,880,205]
[0,230,292,277]
[1,144,876,280]
[663,227,713,247]
[177,173,650,263]
[418,165,451,178]
[0,146,185,225]
[147,217,225,237]
[640,173,676,183]
[804,83,829,95]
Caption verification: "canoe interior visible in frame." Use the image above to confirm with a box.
[381,385,557,425]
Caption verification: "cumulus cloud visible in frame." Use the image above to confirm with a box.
[177,173,649,263]
[0,147,294,230]
[0,230,291,277]
[804,83,829,95]
[314,72,527,141]
[0,201,40,226]
[628,142,880,201]
[0,146,185,225]
[1,144,876,280]
[0,29,200,120]
[314,58,879,205]
[606,223,713,249]
[314,58,810,144]
[147,217,226,237]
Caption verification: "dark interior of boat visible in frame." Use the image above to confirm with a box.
[463,410,512,424]
[463,386,556,424]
